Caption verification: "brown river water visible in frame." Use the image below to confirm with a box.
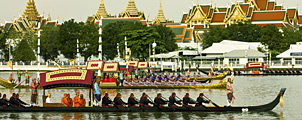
[0,72,300,120]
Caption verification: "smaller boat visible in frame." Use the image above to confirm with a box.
[0,77,227,89]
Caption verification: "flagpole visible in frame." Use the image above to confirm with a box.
[37,23,41,80]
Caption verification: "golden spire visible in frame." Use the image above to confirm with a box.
[124,0,139,16]
[155,0,166,23]
[94,0,108,20]
[23,0,40,21]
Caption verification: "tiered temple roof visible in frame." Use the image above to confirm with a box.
[3,0,58,33]
[23,0,40,21]
[154,0,167,23]
[120,0,145,20]
[94,0,108,20]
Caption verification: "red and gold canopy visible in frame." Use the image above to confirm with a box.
[103,62,120,72]
[138,62,148,69]
[246,62,264,69]
[128,61,139,68]
[86,61,104,70]
[40,69,94,89]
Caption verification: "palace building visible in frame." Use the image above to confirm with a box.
[181,0,300,40]
[2,0,59,33]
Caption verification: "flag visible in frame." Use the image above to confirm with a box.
[69,59,75,66]
[269,52,272,58]
[6,61,13,70]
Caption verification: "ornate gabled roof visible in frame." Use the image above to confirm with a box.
[23,0,40,21]
[224,2,249,23]
[154,0,167,23]
[94,0,108,20]
[287,8,298,20]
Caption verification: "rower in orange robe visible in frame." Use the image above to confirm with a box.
[61,93,69,107]
[73,92,80,107]
[67,94,73,107]
[79,94,86,107]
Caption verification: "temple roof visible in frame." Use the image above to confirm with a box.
[94,0,108,20]
[23,0,40,21]
[124,0,139,16]
[154,0,166,23]
[254,0,268,10]
[298,15,302,24]
[251,11,287,21]
[211,12,227,23]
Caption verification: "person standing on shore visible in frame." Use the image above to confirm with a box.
[31,78,39,105]
[17,69,22,84]
[226,78,234,106]
[25,70,30,86]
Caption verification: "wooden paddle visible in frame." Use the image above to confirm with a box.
[203,95,219,108]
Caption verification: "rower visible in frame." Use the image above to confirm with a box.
[67,94,73,107]
[168,93,182,107]
[46,93,52,103]
[113,93,127,107]
[195,93,211,107]
[187,68,190,79]
[182,93,195,107]
[61,93,67,106]
[102,93,113,107]
[9,93,18,107]
[139,93,153,107]
[79,94,86,107]
[154,93,168,107]
[16,94,27,107]
[226,78,234,107]
[0,94,9,107]
[128,93,139,107]
[73,92,80,107]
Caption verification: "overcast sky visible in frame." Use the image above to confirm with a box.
[0,0,301,23]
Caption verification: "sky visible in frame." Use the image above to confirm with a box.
[0,0,301,24]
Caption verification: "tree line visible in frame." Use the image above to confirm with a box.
[0,19,177,63]
[203,21,302,57]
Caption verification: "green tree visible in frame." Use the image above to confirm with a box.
[151,24,177,53]
[120,28,160,61]
[78,22,99,61]
[202,26,226,49]
[40,25,60,61]
[57,19,80,59]
[23,31,37,50]
[102,21,147,60]
[260,25,283,53]
[14,39,36,63]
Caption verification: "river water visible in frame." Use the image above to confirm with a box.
[0,72,300,120]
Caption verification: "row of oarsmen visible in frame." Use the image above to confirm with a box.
[93,92,212,107]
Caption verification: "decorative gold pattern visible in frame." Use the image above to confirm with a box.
[45,69,87,82]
